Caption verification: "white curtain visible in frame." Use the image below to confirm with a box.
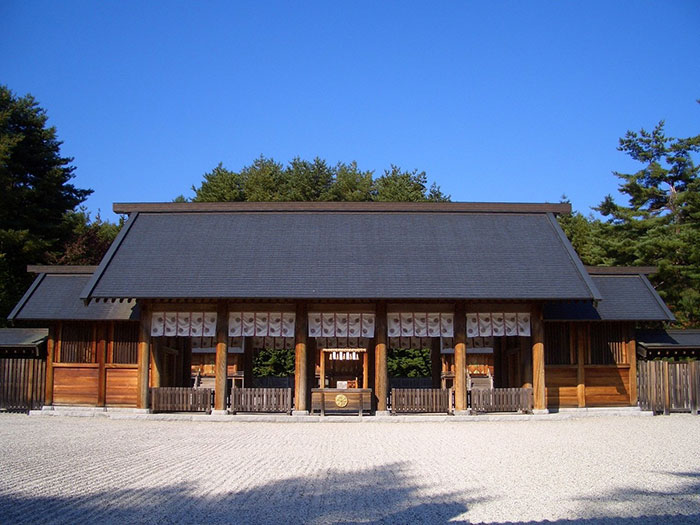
[151,311,216,337]
[308,313,375,338]
[466,313,531,338]
[228,312,295,337]
[388,312,454,338]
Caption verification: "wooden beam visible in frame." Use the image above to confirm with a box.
[627,323,638,406]
[362,350,369,389]
[45,323,57,405]
[374,302,388,412]
[214,301,228,411]
[320,348,326,389]
[454,303,467,412]
[531,304,546,411]
[576,323,586,408]
[294,302,308,412]
[150,340,161,388]
[137,303,151,409]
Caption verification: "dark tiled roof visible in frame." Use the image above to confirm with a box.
[82,209,601,301]
[8,273,138,321]
[0,328,48,348]
[637,329,700,349]
[544,275,675,322]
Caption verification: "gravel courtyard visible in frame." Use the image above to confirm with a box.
[0,415,699,524]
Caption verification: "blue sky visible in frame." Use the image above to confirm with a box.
[2,1,698,221]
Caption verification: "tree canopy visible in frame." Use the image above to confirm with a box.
[178,156,450,203]
[0,86,95,322]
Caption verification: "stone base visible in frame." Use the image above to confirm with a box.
[453,410,471,416]
[291,410,309,416]
[210,409,229,416]
[532,409,550,415]
[374,410,391,417]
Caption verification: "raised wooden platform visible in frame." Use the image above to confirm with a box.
[311,388,372,416]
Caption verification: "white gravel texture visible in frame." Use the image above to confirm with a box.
[0,414,699,524]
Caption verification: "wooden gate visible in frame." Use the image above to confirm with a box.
[638,361,699,415]
[0,355,45,412]
[470,387,533,413]
[391,388,451,413]
[230,387,292,414]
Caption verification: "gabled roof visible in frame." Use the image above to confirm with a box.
[637,329,700,349]
[8,267,138,321]
[0,328,48,348]
[81,202,601,302]
[544,268,675,322]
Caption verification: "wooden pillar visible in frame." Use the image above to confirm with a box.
[137,303,151,409]
[531,304,546,411]
[97,323,107,406]
[577,323,586,408]
[294,302,308,413]
[150,339,162,388]
[454,303,467,412]
[320,349,326,389]
[45,323,57,405]
[374,302,388,413]
[362,351,369,389]
[627,324,638,406]
[431,337,441,389]
[214,302,228,412]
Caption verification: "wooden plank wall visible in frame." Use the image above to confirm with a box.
[53,365,99,405]
[0,354,46,412]
[105,367,138,406]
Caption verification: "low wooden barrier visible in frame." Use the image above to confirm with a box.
[638,360,699,415]
[311,388,372,415]
[230,387,292,414]
[150,387,212,413]
[391,388,451,414]
[0,355,45,412]
[470,387,533,414]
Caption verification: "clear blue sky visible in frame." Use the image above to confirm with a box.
[2,1,698,222]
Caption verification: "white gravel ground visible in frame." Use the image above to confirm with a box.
[0,414,699,524]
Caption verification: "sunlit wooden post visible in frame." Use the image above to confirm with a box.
[454,303,467,413]
[531,304,547,412]
[137,302,151,410]
[374,302,388,414]
[214,302,228,413]
[293,302,308,414]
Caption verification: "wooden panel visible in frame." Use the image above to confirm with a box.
[545,366,579,408]
[105,367,138,406]
[311,388,372,415]
[53,366,99,405]
[584,366,630,407]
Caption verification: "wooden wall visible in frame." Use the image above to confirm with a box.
[53,365,99,405]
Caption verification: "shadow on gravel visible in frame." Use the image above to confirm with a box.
[0,461,486,525]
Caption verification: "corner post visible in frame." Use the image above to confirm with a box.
[137,302,151,410]
[97,323,107,406]
[627,323,638,406]
[293,302,308,414]
[45,322,57,406]
[576,323,586,408]
[214,302,229,413]
[531,303,547,412]
[454,303,467,413]
[374,302,388,414]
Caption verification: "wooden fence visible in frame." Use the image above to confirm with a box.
[391,388,451,413]
[0,355,45,412]
[230,387,292,414]
[470,387,533,414]
[638,361,699,415]
[150,387,212,413]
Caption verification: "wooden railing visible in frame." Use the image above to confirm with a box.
[638,360,699,415]
[150,387,212,413]
[391,388,451,414]
[230,387,292,414]
[470,387,533,414]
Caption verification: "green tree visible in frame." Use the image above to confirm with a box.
[51,209,122,265]
[595,117,700,326]
[387,347,431,377]
[252,347,295,377]
[0,86,91,322]
[373,165,450,202]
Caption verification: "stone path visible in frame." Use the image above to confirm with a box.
[1,414,699,524]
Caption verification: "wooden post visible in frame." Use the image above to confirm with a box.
[454,303,467,413]
[663,360,670,415]
[320,350,326,389]
[374,302,388,413]
[531,304,546,412]
[137,303,151,410]
[576,323,586,408]
[150,339,161,388]
[294,302,308,413]
[214,302,228,412]
[362,350,368,389]
[627,324,638,406]
[45,323,57,405]
[431,337,441,389]
[97,323,107,407]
